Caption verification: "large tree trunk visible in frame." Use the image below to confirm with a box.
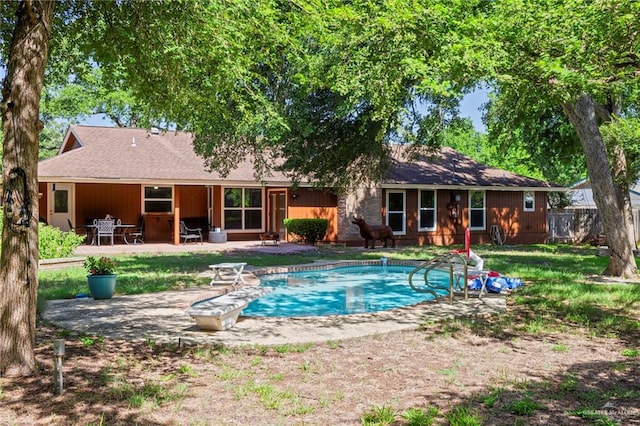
[0,1,54,377]
[562,94,637,278]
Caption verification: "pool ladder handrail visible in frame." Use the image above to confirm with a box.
[408,253,470,304]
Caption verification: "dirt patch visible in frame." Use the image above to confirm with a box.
[1,321,639,425]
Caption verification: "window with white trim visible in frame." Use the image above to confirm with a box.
[418,190,437,231]
[524,191,535,211]
[143,186,173,213]
[469,190,485,230]
[223,188,263,230]
[386,191,406,235]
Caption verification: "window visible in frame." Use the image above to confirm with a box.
[223,188,263,230]
[524,191,535,212]
[418,190,437,231]
[53,189,69,213]
[469,191,485,230]
[144,186,173,213]
[386,191,405,235]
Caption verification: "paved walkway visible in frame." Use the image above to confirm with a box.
[42,241,507,347]
[73,240,318,257]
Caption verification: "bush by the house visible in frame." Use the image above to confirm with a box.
[0,216,83,259]
[38,222,85,259]
[284,218,328,245]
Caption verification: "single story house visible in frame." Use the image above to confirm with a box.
[567,178,640,208]
[547,179,640,243]
[38,126,561,246]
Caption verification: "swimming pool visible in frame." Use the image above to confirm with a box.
[242,264,450,317]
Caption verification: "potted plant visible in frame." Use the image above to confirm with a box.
[84,256,117,299]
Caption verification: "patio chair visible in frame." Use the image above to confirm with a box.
[67,218,88,244]
[179,220,202,244]
[96,219,116,246]
[130,216,145,244]
[113,218,128,244]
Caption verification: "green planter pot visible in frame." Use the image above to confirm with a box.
[87,274,117,299]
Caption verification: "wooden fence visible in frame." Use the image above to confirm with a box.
[547,208,640,243]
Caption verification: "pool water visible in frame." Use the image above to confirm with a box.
[242,265,450,317]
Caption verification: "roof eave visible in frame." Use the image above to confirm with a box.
[381,183,566,192]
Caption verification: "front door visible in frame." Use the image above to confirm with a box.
[268,190,287,238]
[49,183,74,230]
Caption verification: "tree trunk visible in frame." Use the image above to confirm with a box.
[0,1,54,377]
[562,95,637,278]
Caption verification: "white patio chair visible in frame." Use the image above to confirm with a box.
[96,219,116,246]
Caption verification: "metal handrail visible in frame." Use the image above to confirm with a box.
[408,253,470,304]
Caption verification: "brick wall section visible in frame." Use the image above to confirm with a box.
[337,186,384,243]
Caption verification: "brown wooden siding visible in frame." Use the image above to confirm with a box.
[75,183,141,226]
[365,189,548,247]
[175,185,209,233]
[287,188,338,241]
[211,186,222,230]
[145,213,173,242]
[487,191,548,244]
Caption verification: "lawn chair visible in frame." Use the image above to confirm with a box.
[179,220,202,244]
[96,219,116,246]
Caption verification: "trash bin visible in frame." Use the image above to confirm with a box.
[209,231,227,243]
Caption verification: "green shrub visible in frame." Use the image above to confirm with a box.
[284,218,328,245]
[38,222,85,259]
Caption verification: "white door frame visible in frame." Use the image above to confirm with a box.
[48,183,75,230]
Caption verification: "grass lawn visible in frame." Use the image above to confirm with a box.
[29,243,640,425]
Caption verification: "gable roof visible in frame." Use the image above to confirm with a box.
[38,126,290,185]
[39,125,560,190]
[384,145,560,190]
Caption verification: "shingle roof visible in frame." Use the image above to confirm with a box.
[38,126,290,184]
[39,126,559,190]
[384,145,559,189]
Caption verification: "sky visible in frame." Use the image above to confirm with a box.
[459,87,488,132]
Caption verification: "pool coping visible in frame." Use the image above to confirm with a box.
[250,259,424,276]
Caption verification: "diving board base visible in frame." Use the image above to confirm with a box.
[192,308,244,331]
[186,286,274,331]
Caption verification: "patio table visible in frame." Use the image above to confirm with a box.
[83,223,136,245]
[208,262,247,286]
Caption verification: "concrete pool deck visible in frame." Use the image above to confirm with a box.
[43,281,506,347]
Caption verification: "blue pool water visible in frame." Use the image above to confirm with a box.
[242,265,450,317]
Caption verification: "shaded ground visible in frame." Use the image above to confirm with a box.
[1,317,639,425]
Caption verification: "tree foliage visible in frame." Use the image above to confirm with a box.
[484,91,585,185]
[66,0,483,189]
[481,0,640,276]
